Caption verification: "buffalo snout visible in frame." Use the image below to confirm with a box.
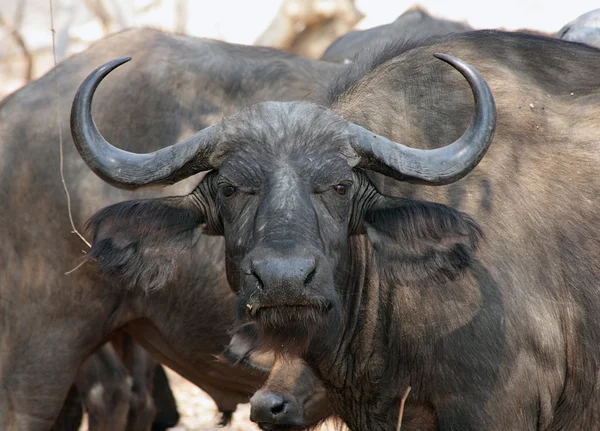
[250,389,305,430]
[250,256,317,291]
[239,247,338,347]
[241,247,333,310]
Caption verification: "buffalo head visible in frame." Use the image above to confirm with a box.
[224,322,333,429]
[249,356,331,430]
[72,55,495,350]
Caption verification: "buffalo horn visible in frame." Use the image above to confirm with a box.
[70,57,218,190]
[348,53,496,185]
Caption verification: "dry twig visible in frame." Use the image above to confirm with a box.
[396,386,412,431]
[49,0,92,265]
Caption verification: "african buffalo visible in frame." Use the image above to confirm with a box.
[557,8,600,48]
[74,29,600,430]
[250,357,332,431]
[0,27,341,430]
[226,323,334,430]
[321,7,472,63]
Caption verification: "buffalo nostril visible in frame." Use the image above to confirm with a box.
[250,391,292,423]
[271,400,287,416]
[249,256,318,291]
[304,267,316,287]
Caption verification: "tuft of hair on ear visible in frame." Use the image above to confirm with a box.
[365,197,482,283]
[84,197,204,292]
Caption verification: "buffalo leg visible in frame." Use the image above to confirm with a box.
[111,332,157,431]
[0,280,130,431]
[151,364,180,431]
[75,343,134,431]
[0,334,85,431]
[50,386,83,431]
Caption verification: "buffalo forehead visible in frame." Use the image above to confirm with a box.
[217,102,353,191]
[220,151,352,189]
[218,101,351,156]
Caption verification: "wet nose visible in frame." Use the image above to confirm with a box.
[250,256,317,291]
[250,390,298,425]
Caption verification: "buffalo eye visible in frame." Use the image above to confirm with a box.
[222,185,236,198]
[333,184,347,195]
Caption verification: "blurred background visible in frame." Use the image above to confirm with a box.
[0,0,597,429]
[1,0,598,99]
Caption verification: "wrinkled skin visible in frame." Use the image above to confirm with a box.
[82,31,600,430]
[321,7,472,63]
[0,27,341,430]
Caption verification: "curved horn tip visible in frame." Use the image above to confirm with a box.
[99,56,132,72]
[432,52,453,61]
[432,53,467,68]
[113,55,132,63]
[76,57,133,94]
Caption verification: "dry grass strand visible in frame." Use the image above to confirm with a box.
[49,0,92,261]
[396,386,412,431]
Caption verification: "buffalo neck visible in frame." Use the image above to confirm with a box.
[305,233,502,430]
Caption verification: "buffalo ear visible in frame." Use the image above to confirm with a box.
[85,194,208,292]
[363,196,482,282]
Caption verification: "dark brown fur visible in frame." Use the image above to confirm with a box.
[82,30,600,430]
[0,28,341,429]
[314,30,600,430]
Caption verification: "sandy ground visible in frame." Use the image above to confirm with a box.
[162,368,257,431]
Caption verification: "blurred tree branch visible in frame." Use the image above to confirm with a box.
[256,0,363,58]
[0,6,33,82]
[174,0,187,34]
[135,0,163,14]
[84,0,133,34]
[83,0,112,33]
